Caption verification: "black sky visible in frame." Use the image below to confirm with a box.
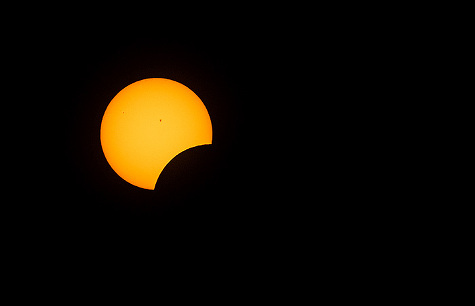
[3,8,419,297]
[22,30,274,241]
[10,12,338,258]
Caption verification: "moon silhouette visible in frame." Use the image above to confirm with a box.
[100,78,212,190]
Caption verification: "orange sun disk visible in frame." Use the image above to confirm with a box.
[100,78,213,190]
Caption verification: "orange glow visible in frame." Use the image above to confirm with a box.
[100,78,212,190]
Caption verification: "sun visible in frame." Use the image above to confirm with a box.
[100,78,212,190]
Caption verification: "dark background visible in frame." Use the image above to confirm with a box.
[8,10,362,250]
[6,9,418,299]
[9,12,344,246]
[5,8,424,298]
[9,9,354,273]
[4,19,321,290]
[20,27,302,246]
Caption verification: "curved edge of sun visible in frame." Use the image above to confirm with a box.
[149,142,212,191]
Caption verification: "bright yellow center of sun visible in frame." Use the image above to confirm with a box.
[100,78,212,190]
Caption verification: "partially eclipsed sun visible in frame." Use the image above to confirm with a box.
[100,78,212,190]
